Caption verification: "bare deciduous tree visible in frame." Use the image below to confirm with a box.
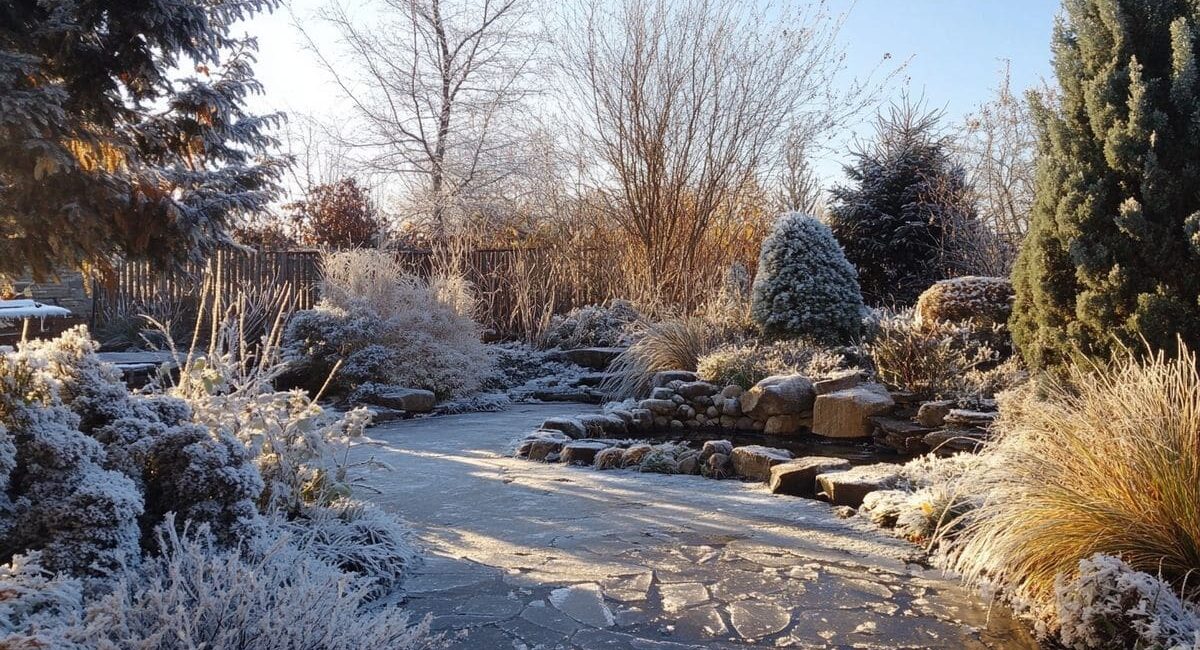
[557,0,895,304]
[957,62,1041,250]
[298,0,536,236]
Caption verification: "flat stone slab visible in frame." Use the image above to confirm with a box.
[730,444,793,481]
[816,464,904,507]
[549,583,614,627]
[355,404,1038,649]
[768,456,852,497]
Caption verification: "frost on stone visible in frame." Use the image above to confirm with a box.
[1055,554,1200,649]
[751,212,865,344]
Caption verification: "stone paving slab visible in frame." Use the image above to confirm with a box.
[354,404,1039,649]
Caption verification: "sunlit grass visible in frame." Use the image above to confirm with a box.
[945,345,1200,609]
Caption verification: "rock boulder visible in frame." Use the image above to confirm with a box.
[812,383,895,438]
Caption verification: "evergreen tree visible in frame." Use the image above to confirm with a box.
[751,212,865,344]
[1011,0,1200,369]
[827,104,975,306]
[0,1,285,281]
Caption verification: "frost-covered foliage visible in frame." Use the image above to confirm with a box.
[281,500,415,599]
[283,249,491,398]
[478,342,588,401]
[604,318,734,398]
[60,520,435,650]
[1,322,428,647]
[0,553,85,649]
[914,276,1014,329]
[945,348,1200,609]
[698,263,756,333]
[750,212,865,344]
[593,446,625,470]
[1055,555,1200,650]
[696,339,850,389]
[542,300,640,349]
[866,310,1014,399]
[0,331,145,581]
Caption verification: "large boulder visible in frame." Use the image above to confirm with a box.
[730,445,794,482]
[815,464,902,507]
[740,374,816,419]
[542,417,588,439]
[812,383,894,439]
[561,441,613,465]
[527,433,572,462]
[555,347,625,371]
[767,457,852,497]
[358,386,436,413]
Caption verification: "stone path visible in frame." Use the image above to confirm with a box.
[355,404,1039,649]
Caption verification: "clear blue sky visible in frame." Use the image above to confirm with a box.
[834,0,1058,118]
[242,0,1062,189]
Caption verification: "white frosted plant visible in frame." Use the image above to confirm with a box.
[0,345,144,582]
[750,212,865,344]
[284,249,491,398]
[1055,554,1200,649]
[76,518,437,650]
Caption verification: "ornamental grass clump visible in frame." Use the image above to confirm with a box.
[602,317,731,398]
[945,345,1200,618]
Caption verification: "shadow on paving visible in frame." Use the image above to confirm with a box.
[355,404,1040,649]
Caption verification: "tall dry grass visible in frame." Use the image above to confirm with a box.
[944,345,1200,610]
[602,317,736,398]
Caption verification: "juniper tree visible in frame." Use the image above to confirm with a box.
[1011,0,1200,369]
[0,0,286,281]
[827,103,975,306]
[751,212,865,344]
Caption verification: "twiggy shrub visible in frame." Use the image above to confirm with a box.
[866,311,1001,399]
[284,249,491,398]
[946,346,1200,617]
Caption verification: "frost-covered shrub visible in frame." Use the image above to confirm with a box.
[593,446,625,470]
[1055,554,1200,650]
[281,500,415,599]
[284,256,491,398]
[945,347,1200,620]
[0,553,85,649]
[696,340,850,389]
[139,423,264,547]
[750,212,865,344]
[914,276,1014,329]
[866,310,1004,399]
[0,344,144,581]
[79,520,437,650]
[542,300,640,349]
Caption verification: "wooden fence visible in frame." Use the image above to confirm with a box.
[95,248,323,323]
[95,246,618,338]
